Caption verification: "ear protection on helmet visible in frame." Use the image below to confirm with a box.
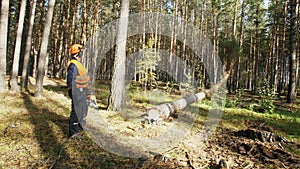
[77,50,83,57]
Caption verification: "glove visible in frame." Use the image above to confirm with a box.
[87,94,99,109]
[87,94,96,102]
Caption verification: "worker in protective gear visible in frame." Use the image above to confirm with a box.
[67,44,90,138]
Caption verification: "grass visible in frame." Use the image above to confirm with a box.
[0,78,299,168]
[0,82,139,168]
[214,99,300,141]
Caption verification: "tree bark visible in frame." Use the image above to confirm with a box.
[0,0,9,92]
[10,0,27,92]
[108,0,130,111]
[278,1,289,96]
[21,0,37,89]
[35,0,56,98]
[232,0,238,37]
[287,0,297,103]
[70,0,78,45]
[239,0,245,88]
[80,0,87,44]
[61,0,71,78]
[253,3,261,94]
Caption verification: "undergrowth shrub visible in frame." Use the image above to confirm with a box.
[225,89,244,108]
[225,97,238,108]
[256,82,275,113]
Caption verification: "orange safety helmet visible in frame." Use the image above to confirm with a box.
[70,44,83,55]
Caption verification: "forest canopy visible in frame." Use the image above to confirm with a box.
[0,0,299,100]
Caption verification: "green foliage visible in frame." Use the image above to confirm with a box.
[127,82,173,105]
[225,88,244,108]
[127,85,150,103]
[136,38,160,90]
[179,73,194,95]
[256,81,275,114]
[225,85,275,114]
[218,37,240,70]
[225,97,239,108]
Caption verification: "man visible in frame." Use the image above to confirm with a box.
[67,44,90,138]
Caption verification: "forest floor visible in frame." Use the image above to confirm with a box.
[0,77,300,169]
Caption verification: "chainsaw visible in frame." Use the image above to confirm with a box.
[87,94,99,109]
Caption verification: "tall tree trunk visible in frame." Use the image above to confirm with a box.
[0,0,9,92]
[232,0,238,37]
[80,0,87,44]
[108,0,130,111]
[212,1,218,84]
[239,0,245,88]
[70,0,78,45]
[273,20,280,93]
[33,1,46,79]
[21,0,37,89]
[296,1,299,92]
[89,1,99,83]
[169,0,178,81]
[35,0,56,98]
[253,4,260,94]
[179,0,188,85]
[61,0,71,78]
[51,3,61,78]
[248,34,253,90]
[278,1,289,96]
[10,0,27,92]
[287,0,297,103]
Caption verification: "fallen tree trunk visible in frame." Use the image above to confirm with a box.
[146,73,230,122]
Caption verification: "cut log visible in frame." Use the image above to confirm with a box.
[145,73,230,121]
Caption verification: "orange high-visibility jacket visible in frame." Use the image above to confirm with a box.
[67,59,90,88]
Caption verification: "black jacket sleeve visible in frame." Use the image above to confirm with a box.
[67,62,78,89]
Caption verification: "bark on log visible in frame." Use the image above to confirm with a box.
[146,73,230,122]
